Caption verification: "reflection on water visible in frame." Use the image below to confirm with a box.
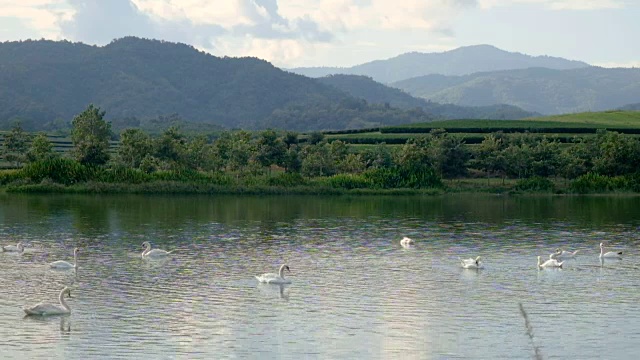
[1,194,640,359]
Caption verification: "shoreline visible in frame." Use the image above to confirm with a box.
[2,179,638,196]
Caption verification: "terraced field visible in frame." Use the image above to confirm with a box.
[322,110,640,145]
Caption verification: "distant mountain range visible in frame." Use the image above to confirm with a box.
[620,103,640,111]
[0,38,634,133]
[289,44,590,83]
[391,67,640,115]
[0,38,540,132]
[317,75,538,119]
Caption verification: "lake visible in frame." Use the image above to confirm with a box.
[1,193,639,359]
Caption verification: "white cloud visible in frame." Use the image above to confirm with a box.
[478,0,627,10]
[132,0,257,27]
[217,36,310,66]
[279,0,476,32]
[0,0,71,39]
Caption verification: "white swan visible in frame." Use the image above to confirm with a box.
[550,248,579,260]
[50,248,79,269]
[256,264,291,284]
[1,241,24,253]
[599,242,622,259]
[400,237,414,247]
[141,241,174,258]
[537,255,563,269]
[461,256,483,269]
[23,287,72,316]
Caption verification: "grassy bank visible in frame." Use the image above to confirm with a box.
[4,176,639,196]
[2,181,445,196]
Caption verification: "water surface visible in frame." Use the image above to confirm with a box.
[1,194,640,359]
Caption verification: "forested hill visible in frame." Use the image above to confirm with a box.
[391,67,640,115]
[289,44,589,83]
[1,37,365,131]
[317,74,538,119]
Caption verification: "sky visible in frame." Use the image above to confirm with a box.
[0,0,638,69]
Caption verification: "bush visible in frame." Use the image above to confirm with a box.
[324,174,372,189]
[570,173,612,193]
[0,170,22,185]
[363,167,403,189]
[267,172,306,187]
[98,166,149,184]
[514,176,555,192]
[19,158,95,185]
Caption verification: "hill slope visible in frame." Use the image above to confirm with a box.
[391,67,640,115]
[0,37,362,131]
[289,44,589,83]
[317,74,538,119]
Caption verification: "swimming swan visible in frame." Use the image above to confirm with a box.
[550,248,579,260]
[1,242,24,253]
[461,256,483,269]
[23,287,72,316]
[141,241,174,258]
[537,255,563,269]
[400,237,414,247]
[50,248,79,269]
[599,242,622,259]
[256,264,291,284]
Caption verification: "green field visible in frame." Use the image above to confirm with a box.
[391,110,640,129]
[527,110,640,127]
[322,110,640,145]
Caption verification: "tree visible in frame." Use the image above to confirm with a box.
[71,104,112,166]
[184,135,215,171]
[154,126,186,169]
[363,143,394,169]
[282,145,302,173]
[255,129,286,173]
[26,132,57,163]
[301,142,334,177]
[227,131,254,174]
[591,131,640,176]
[428,132,470,178]
[530,137,561,177]
[307,132,325,145]
[2,122,30,167]
[473,134,507,184]
[116,128,153,168]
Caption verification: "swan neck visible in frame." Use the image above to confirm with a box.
[59,290,70,312]
[278,265,286,278]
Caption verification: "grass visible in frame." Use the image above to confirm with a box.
[394,110,640,129]
[528,110,640,128]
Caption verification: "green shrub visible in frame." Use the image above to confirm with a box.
[0,170,22,185]
[514,176,555,192]
[324,174,372,189]
[570,173,612,193]
[267,172,306,187]
[363,167,403,189]
[99,166,150,184]
[19,158,95,185]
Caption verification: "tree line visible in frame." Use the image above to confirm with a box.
[2,105,640,192]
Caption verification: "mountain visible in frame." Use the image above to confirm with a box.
[1,37,437,132]
[0,37,365,131]
[391,67,640,115]
[619,103,640,111]
[317,74,538,119]
[289,45,589,83]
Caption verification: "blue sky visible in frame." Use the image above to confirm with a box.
[0,0,637,68]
